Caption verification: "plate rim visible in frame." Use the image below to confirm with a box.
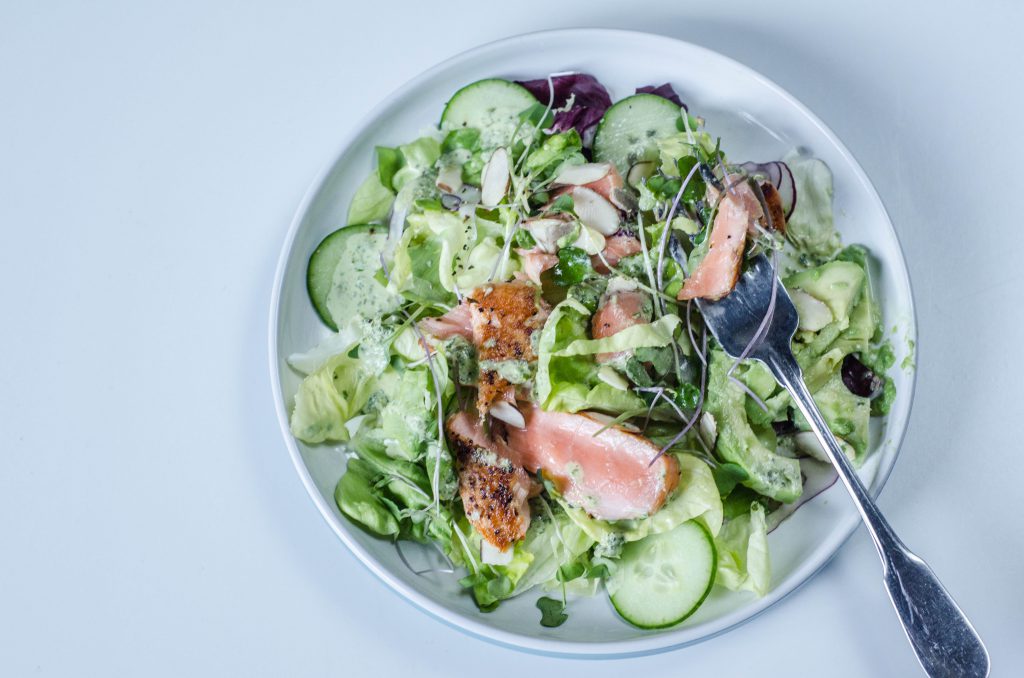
[267,27,918,657]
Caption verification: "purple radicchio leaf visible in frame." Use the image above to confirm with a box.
[636,83,688,111]
[515,73,612,146]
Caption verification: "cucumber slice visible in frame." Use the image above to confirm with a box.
[306,224,399,330]
[593,94,682,176]
[440,78,538,150]
[608,520,716,629]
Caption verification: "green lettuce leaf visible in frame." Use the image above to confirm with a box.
[715,502,770,596]
[347,172,394,225]
[523,130,584,179]
[388,208,517,305]
[377,368,434,461]
[535,299,679,413]
[289,353,376,444]
[387,210,460,306]
[391,136,441,192]
[375,146,404,191]
[462,501,595,609]
[784,151,840,259]
[287,326,363,375]
[704,351,802,503]
[554,313,681,358]
[335,459,400,536]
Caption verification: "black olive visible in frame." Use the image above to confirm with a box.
[841,354,883,398]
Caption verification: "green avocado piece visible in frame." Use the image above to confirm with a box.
[705,352,802,503]
[785,260,865,328]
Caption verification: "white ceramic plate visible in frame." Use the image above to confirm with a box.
[269,29,917,657]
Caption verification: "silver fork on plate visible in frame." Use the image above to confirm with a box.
[671,239,989,678]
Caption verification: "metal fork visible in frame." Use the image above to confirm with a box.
[674,243,989,678]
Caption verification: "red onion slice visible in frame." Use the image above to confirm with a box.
[738,160,797,219]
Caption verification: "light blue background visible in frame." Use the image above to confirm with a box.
[1,2,1020,676]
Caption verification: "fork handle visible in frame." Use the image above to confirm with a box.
[766,348,989,678]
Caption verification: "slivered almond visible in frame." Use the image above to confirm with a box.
[480,147,510,207]
[480,539,514,565]
[552,162,612,186]
[490,400,526,429]
[436,165,463,194]
[571,186,620,235]
[524,216,575,254]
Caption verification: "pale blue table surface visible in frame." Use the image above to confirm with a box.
[1,2,1021,676]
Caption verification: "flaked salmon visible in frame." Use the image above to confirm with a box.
[503,405,680,521]
[591,285,652,363]
[515,248,558,285]
[420,302,473,340]
[678,176,764,301]
[593,232,642,273]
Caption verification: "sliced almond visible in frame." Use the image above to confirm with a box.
[790,289,833,332]
[489,400,526,429]
[436,164,463,194]
[699,412,717,446]
[571,223,606,255]
[524,216,575,254]
[480,147,510,207]
[571,186,620,235]
[480,539,514,565]
[552,162,612,186]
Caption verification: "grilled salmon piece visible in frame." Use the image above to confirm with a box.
[591,284,652,363]
[678,176,764,301]
[446,412,533,550]
[593,232,642,273]
[468,282,548,415]
[514,248,558,285]
[503,405,680,521]
[419,302,473,340]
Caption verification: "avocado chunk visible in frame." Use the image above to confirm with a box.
[705,351,802,503]
[785,260,865,329]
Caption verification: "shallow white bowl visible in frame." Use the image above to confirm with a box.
[269,29,917,657]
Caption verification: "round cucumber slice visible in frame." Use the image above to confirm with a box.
[593,94,682,177]
[608,520,717,629]
[440,78,538,150]
[306,224,399,330]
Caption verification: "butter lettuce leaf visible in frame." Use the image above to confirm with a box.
[535,299,679,414]
[289,353,376,444]
[784,151,840,259]
[347,172,395,225]
[715,502,770,596]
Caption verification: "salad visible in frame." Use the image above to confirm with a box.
[288,73,896,629]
